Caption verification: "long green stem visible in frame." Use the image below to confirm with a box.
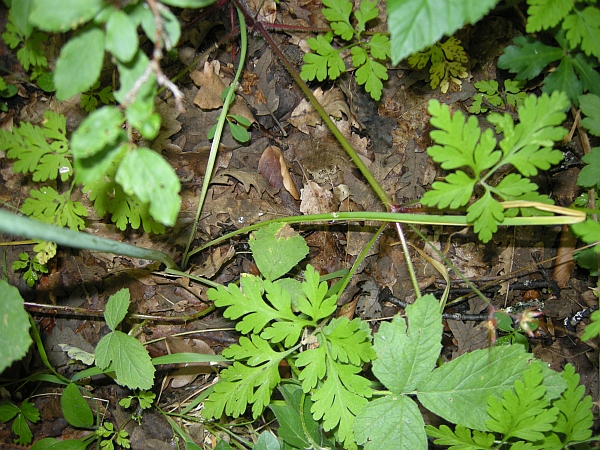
[181,7,247,269]
[0,209,178,269]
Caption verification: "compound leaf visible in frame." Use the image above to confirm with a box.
[486,361,558,441]
[0,281,32,374]
[323,317,375,366]
[417,345,531,431]
[21,187,87,231]
[371,294,442,393]
[355,395,426,450]
[426,424,495,449]
[54,26,104,100]
[387,0,499,65]
[498,36,563,80]
[526,0,574,33]
[563,6,600,60]
[466,192,504,244]
[368,33,391,60]
[95,330,155,390]
[543,55,582,106]
[355,0,379,35]
[421,171,476,210]
[296,346,327,392]
[322,0,354,40]
[301,35,345,81]
[248,222,309,281]
[115,147,181,227]
[352,47,388,101]
[297,264,337,322]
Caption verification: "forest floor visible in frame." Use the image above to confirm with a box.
[0,1,598,448]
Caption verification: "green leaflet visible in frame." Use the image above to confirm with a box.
[0,281,32,374]
[422,92,568,243]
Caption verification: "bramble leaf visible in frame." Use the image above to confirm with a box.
[54,26,105,100]
[248,222,309,281]
[498,36,564,80]
[486,361,558,441]
[115,147,181,227]
[387,0,498,65]
[526,0,574,33]
[95,331,155,390]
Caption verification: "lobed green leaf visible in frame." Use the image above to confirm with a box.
[563,7,600,60]
[498,36,564,80]
[526,0,574,33]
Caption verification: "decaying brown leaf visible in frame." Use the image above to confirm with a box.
[190,246,236,279]
[258,145,300,199]
[300,181,334,214]
[553,224,576,288]
[165,336,216,388]
[290,87,357,134]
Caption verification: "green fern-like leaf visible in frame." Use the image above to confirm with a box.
[21,186,87,231]
[426,424,495,449]
[526,0,574,33]
[563,6,600,60]
[301,34,345,81]
[486,361,558,442]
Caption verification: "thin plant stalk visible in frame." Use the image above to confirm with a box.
[181,7,248,269]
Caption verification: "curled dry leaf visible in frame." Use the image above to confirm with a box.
[258,145,299,200]
[552,224,576,289]
[165,336,216,388]
[290,87,357,134]
[300,180,334,214]
[190,245,236,279]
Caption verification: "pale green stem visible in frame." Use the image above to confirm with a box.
[181,8,247,269]
[0,209,178,269]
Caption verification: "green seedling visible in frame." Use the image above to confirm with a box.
[11,251,48,288]
[470,79,527,114]
[0,399,40,445]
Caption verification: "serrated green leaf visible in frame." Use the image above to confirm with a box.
[417,345,531,431]
[577,147,600,187]
[17,399,39,424]
[296,346,327,392]
[71,106,125,159]
[582,309,600,341]
[297,264,337,321]
[105,10,138,63]
[486,361,558,441]
[54,26,104,100]
[572,53,600,97]
[466,192,504,243]
[104,288,130,331]
[22,187,87,230]
[543,55,582,105]
[493,173,539,199]
[579,93,600,136]
[29,0,104,32]
[368,33,391,60]
[552,364,593,444]
[571,219,600,250]
[352,48,388,101]
[108,186,166,233]
[526,0,574,33]
[355,0,379,35]
[0,401,20,422]
[322,0,354,40]
[202,343,287,419]
[115,147,181,227]
[355,395,426,450]
[13,413,33,444]
[95,330,155,390]
[387,0,499,65]
[323,317,375,366]
[310,358,370,449]
[301,36,345,81]
[421,171,476,209]
[563,6,600,59]
[425,424,495,449]
[371,295,442,393]
[0,280,32,374]
[498,36,564,80]
[249,222,309,281]
[61,383,93,428]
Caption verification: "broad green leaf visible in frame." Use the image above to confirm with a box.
[498,36,564,80]
[115,148,181,227]
[526,0,574,33]
[253,431,280,450]
[29,0,104,32]
[75,142,126,191]
[579,93,600,136]
[0,280,32,373]
[71,106,125,159]
[7,0,33,38]
[543,56,582,105]
[60,383,93,428]
[572,53,600,97]
[371,294,442,393]
[387,0,499,65]
[114,50,150,104]
[105,10,138,63]
[249,222,309,281]
[95,330,155,390]
[417,345,531,431]
[104,288,130,331]
[578,147,600,188]
[54,26,105,100]
[125,83,161,139]
[30,438,88,450]
[354,395,426,450]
